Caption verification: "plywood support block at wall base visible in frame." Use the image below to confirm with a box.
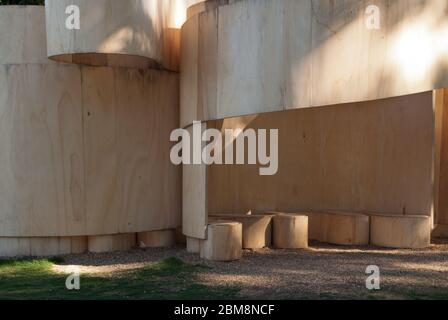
[200,222,242,262]
[370,215,431,249]
[137,230,176,248]
[433,225,448,238]
[186,237,202,253]
[209,214,273,249]
[272,214,308,249]
[88,234,136,253]
[0,237,87,257]
[305,212,370,246]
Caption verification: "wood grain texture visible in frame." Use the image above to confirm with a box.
[0,66,181,238]
[88,233,136,253]
[370,214,431,248]
[435,89,448,226]
[46,0,189,70]
[0,6,51,65]
[216,0,285,120]
[83,67,181,235]
[0,236,87,257]
[200,222,242,261]
[0,7,181,238]
[182,123,208,239]
[208,93,434,218]
[272,214,308,249]
[209,214,273,249]
[181,0,448,126]
[180,15,199,128]
[306,212,370,246]
[0,64,86,237]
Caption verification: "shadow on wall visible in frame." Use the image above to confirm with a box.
[47,0,192,70]
[95,0,188,62]
[292,0,448,107]
[207,92,434,217]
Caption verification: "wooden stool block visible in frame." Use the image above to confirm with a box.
[370,214,431,249]
[186,237,202,253]
[209,214,273,249]
[273,214,308,249]
[305,212,370,246]
[200,222,242,261]
[137,230,176,248]
[88,233,136,253]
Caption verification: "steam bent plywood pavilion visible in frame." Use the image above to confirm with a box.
[0,0,448,258]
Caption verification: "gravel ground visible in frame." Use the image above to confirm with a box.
[54,238,448,300]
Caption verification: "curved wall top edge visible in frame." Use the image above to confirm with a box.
[185,0,210,19]
[45,0,190,71]
[180,0,448,127]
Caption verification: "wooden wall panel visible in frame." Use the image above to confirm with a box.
[216,0,285,120]
[0,64,85,237]
[435,89,448,226]
[0,6,50,65]
[83,67,119,235]
[180,15,199,128]
[0,236,87,257]
[83,67,181,235]
[0,64,181,237]
[181,0,448,126]
[183,124,208,239]
[208,92,434,217]
[0,6,181,238]
[197,7,218,124]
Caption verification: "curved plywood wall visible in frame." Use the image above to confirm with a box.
[46,0,198,71]
[180,0,448,127]
[0,6,180,254]
[207,92,434,217]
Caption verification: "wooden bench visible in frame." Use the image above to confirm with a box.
[209,214,273,249]
[369,214,431,249]
[306,212,370,246]
[267,212,370,246]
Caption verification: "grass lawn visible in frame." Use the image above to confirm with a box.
[1,247,447,300]
[0,257,242,300]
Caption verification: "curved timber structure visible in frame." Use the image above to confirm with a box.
[181,0,448,127]
[46,0,191,70]
[0,5,181,257]
[182,0,448,250]
[2,0,448,257]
